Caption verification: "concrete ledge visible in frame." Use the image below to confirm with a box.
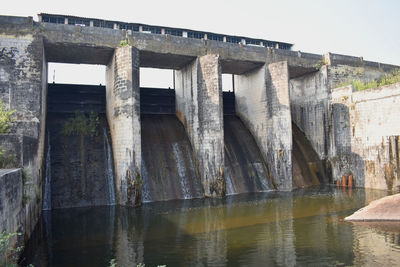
[345,193,400,221]
[351,82,400,103]
[0,15,31,25]
[327,52,399,70]
[0,168,23,235]
[0,135,23,168]
[0,134,38,168]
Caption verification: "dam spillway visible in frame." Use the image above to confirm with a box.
[42,84,326,208]
[45,113,115,208]
[224,115,272,194]
[141,114,203,202]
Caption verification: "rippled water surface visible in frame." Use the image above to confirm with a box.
[23,187,400,266]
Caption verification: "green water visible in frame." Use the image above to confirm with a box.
[22,187,400,266]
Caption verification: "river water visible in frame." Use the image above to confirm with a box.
[22,187,400,266]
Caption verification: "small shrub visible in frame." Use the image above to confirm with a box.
[336,69,400,91]
[313,60,325,70]
[0,101,16,134]
[0,231,22,267]
[109,259,117,267]
[0,149,17,169]
[120,40,129,47]
[61,111,99,137]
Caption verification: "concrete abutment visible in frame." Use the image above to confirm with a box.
[0,28,48,251]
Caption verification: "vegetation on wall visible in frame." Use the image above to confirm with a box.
[0,231,22,267]
[0,100,18,168]
[0,100,15,134]
[61,111,99,137]
[119,40,129,47]
[338,69,400,91]
[313,60,326,70]
[0,149,17,169]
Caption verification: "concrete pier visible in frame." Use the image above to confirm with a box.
[235,61,293,190]
[175,54,225,197]
[106,46,142,205]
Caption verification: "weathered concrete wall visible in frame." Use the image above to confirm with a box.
[0,135,37,168]
[289,67,330,159]
[106,46,141,205]
[234,61,293,190]
[175,54,225,197]
[0,20,47,243]
[290,53,400,190]
[289,54,399,159]
[0,135,23,168]
[0,169,23,249]
[0,169,23,232]
[325,53,394,89]
[0,33,44,139]
[330,83,400,190]
[46,113,115,208]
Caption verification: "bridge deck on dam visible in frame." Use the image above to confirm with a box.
[0,15,320,76]
[1,14,398,78]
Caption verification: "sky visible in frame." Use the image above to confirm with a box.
[2,0,400,87]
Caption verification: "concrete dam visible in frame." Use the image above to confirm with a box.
[1,13,400,244]
[44,83,322,208]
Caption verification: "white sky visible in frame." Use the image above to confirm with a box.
[3,0,400,87]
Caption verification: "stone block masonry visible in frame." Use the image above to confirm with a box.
[0,169,23,247]
[289,57,400,190]
[0,22,47,245]
[175,54,225,197]
[106,46,141,205]
[330,83,400,190]
[235,61,293,191]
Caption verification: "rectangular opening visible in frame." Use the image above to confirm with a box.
[140,67,175,114]
[222,74,234,92]
[222,74,235,115]
[48,63,105,85]
[140,67,174,89]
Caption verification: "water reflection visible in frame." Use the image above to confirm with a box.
[23,187,400,266]
[352,222,400,266]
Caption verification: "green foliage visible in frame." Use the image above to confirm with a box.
[119,40,129,47]
[378,69,400,87]
[108,260,165,267]
[0,148,17,169]
[109,259,117,267]
[352,80,379,91]
[0,101,16,134]
[313,60,325,70]
[21,168,32,184]
[61,111,99,137]
[337,69,400,91]
[0,231,22,267]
